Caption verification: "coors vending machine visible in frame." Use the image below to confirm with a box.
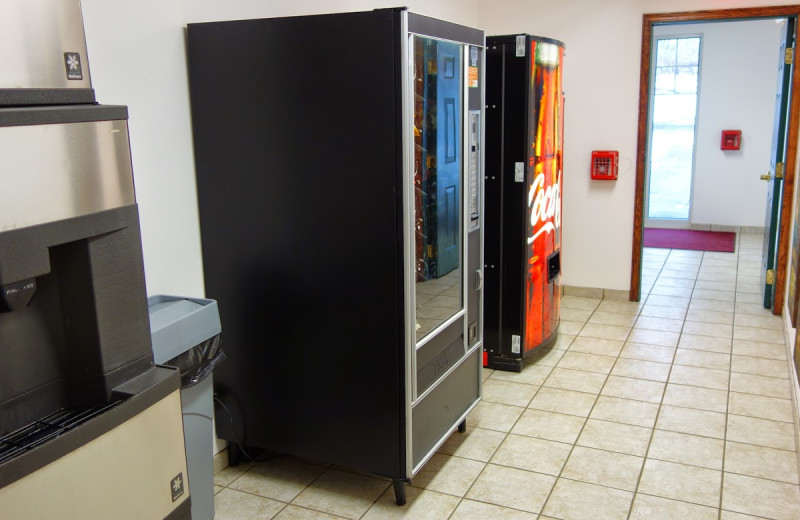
[187,8,484,505]
[484,34,564,372]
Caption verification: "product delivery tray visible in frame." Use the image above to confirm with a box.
[147,295,221,364]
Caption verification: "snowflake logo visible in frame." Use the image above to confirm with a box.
[170,473,185,501]
[67,54,80,71]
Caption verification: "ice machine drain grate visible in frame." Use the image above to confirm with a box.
[0,402,121,464]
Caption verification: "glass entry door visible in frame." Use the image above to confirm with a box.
[412,35,464,340]
[646,36,701,226]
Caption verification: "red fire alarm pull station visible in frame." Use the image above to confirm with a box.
[591,150,619,180]
[721,130,741,150]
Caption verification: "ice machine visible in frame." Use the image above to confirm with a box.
[0,105,190,520]
[187,8,484,504]
[484,34,565,372]
[0,4,189,514]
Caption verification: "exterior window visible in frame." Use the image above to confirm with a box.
[648,37,701,221]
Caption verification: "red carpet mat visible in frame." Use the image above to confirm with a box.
[644,228,736,253]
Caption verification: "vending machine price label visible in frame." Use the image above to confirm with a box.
[514,162,524,183]
[516,36,526,57]
[468,67,479,88]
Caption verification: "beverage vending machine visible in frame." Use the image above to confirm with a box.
[484,34,564,372]
[187,8,484,505]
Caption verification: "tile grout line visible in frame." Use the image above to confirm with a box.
[533,249,665,517]
[718,228,740,519]
[557,247,671,517]
[451,239,765,517]
[519,288,630,513]
[623,247,697,519]
[536,295,618,517]
[452,352,558,518]
[466,294,621,514]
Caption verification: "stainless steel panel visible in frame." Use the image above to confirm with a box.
[468,111,481,232]
[415,316,465,395]
[467,231,482,349]
[3,0,92,89]
[411,346,480,471]
[0,120,135,231]
[401,11,415,477]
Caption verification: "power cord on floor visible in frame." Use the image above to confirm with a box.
[213,394,256,463]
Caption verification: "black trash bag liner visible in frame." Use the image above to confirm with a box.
[166,334,226,388]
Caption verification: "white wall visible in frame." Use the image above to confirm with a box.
[81,0,202,298]
[186,0,479,27]
[79,0,799,294]
[656,20,783,227]
[80,0,478,301]
[479,0,800,290]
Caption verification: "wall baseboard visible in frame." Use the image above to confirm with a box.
[213,448,228,475]
[562,285,629,301]
[781,303,800,488]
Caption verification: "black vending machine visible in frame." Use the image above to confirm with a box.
[187,8,484,504]
[484,34,565,372]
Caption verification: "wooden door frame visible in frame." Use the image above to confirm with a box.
[631,5,800,316]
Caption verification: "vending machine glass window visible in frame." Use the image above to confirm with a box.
[412,35,464,341]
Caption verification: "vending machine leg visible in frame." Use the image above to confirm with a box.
[393,478,409,505]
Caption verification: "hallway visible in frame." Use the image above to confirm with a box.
[212,231,800,519]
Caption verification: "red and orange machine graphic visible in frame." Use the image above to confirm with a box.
[485,34,564,371]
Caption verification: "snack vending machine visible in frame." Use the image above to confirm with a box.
[484,34,564,372]
[187,8,484,505]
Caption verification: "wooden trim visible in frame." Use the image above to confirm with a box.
[647,6,800,22]
[630,17,652,302]
[632,5,800,314]
[776,20,800,315]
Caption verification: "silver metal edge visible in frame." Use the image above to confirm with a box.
[414,309,466,350]
[478,39,487,400]
[461,44,470,371]
[401,10,415,478]
[407,32,471,48]
[410,344,482,476]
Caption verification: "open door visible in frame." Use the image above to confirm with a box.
[762,17,795,309]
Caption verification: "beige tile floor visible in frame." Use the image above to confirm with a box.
[213,233,800,519]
